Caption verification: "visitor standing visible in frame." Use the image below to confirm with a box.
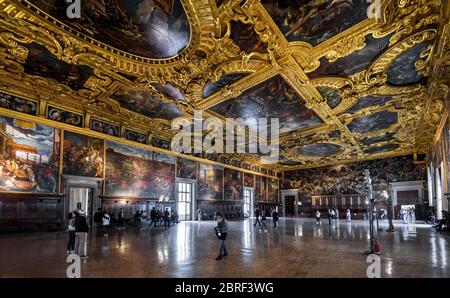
[93,208,103,237]
[67,211,76,254]
[272,210,279,228]
[164,208,171,229]
[102,211,110,238]
[316,210,321,224]
[335,208,339,221]
[346,209,351,222]
[118,209,124,228]
[74,210,89,259]
[215,212,229,260]
[328,208,333,225]
[150,207,157,228]
[196,209,202,221]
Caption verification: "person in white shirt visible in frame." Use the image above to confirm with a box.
[316,210,321,224]
[102,211,111,238]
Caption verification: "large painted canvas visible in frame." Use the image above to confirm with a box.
[256,176,267,202]
[48,106,83,127]
[0,91,37,115]
[32,0,190,59]
[203,73,251,98]
[348,110,398,134]
[387,43,429,86]
[176,157,197,180]
[125,129,148,144]
[198,163,223,201]
[283,155,425,197]
[224,168,243,201]
[363,143,399,154]
[24,43,93,91]
[244,173,255,187]
[262,0,370,46]
[210,75,323,134]
[63,131,104,178]
[151,137,170,150]
[359,132,396,146]
[316,86,341,108]
[230,21,268,54]
[310,34,392,78]
[267,178,279,203]
[91,119,120,137]
[0,115,60,193]
[298,142,343,157]
[111,86,182,120]
[346,95,393,114]
[150,83,186,101]
[105,141,175,198]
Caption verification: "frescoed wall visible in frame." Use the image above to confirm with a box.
[105,141,175,199]
[0,115,60,193]
[282,155,426,199]
[244,173,255,187]
[0,92,37,115]
[63,131,104,178]
[198,163,223,201]
[176,157,197,180]
[224,168,243,200]
[255,176,268,202]
[268,178,279,203]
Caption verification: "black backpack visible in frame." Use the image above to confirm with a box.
[94,212,102,223]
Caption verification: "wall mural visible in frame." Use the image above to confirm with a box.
[203,73,251,98]
[297,142,343,157]
[198,163,223,200]
[91,119,120,137]
[255,176,267,202]
[387,43,429,86]
[63,131,104,178]
[346,95,393,114]
[105,141,175,199]
[244,172,255,187]
[31,0,190,59]
[210,75,322,133]
[224,168,243,200]
[348,110,398,134]
[48,106,83,127]
[283,155,426,198]
[317,86,342,108]
[268,178,279,203]
[262,0,370,46]
[125,129,148,144]
[230,21,268,54]
[0,91,37,115]
[310,34,392,78]
[176,157,197,179]
[111,86,182,120]
[23,43,93,91]
[151,137,170,150]
[0,115,60,193]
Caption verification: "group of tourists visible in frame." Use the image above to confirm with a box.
[314,208,353,225]
[149,207,178,229]
[399,208,416,224]
[67,210,90,258]
[253,208,279,232]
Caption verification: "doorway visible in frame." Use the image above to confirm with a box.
[69,187,93,225]
[177,181,193,221]
[285,196,295,217]
[243,188,254,218]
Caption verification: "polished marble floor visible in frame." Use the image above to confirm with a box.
[0,218,448,278]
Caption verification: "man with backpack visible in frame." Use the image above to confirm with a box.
[74,210,89,259]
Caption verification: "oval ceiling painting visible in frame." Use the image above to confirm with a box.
[30,0,191,59]
[297,143,343,157]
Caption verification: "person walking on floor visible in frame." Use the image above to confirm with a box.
[260,211,268,232]
[164,208,171,229]
[93,208,103,237]
[254,208,261,227]
[118,209,124,228]
[215,212,229,260]
[316,210,321,224]
[102,210,110,238]
[150,207,157,228]
[272,210,279,228]
[196,209,202,222]
[74,210,89,259]
[346,208,351,222]
[335,208,339,221]
[328,208,334,225]
[67,211,76,254]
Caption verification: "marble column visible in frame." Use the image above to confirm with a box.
[427,166,433,206]
[435,166,443,220]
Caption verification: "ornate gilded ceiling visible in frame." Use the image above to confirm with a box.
[0,0,449,173]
